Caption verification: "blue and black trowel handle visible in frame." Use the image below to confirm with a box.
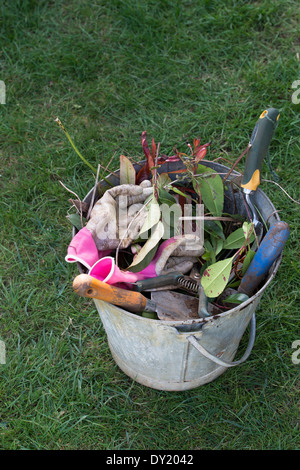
[238,221,290,297]
[241,108,280,192]
[241,108,280,247]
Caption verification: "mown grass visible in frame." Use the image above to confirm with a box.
[0,0,299,450]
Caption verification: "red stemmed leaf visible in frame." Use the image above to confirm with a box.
[195,146,208,162]
[136,131,155,184]
[136,159,150,184]
[136,164,150,184]
[194,142,211,162]
[166,155,181,162]
[193,138,201,149]
[141,131,155,170]
[151,137,156,161]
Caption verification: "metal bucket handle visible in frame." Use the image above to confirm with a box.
[187,313,256,368]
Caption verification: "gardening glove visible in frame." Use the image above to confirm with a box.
[88,235,204,285]
[153,234,205,276]
[162,256,199,275]
[65,227,112,270]
[86,181,153,251]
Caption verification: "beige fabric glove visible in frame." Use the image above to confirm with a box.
[86,181,153,251]
[154,234,205,275]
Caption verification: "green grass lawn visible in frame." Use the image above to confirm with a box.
[0,0,299,450]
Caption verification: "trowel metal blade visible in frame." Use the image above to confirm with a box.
[252,220,264,251]
[245,192,264,250]
[151,290,199,321]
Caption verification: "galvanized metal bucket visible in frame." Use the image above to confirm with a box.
[76,160,282,391]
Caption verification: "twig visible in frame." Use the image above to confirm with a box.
[265,210,283,226]
[102,152,119,178]
[55,117,97,174]
[87,164,101,220]
[180,216,237,222]
[59,180,81,200]
[115,195,154,268]
[59,180,84,227]
[262,179,300,205]
[222,143,251,183]
[153,142,160,200]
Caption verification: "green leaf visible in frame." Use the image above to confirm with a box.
[201,256,234,298]
[223,227,255,250]
[202,251,211,261]
[204,220,225,240]
[204,240,213,251]
[211,236,224,256]
[143,192,155,206]
[170,186,189,198]
[119,155,136,185]
[66,213,84,231]
[223,293,249,304]
[199,261,210,276]
[226,279,241,288]
[196,164,215,175]
[128,221,164,272]
[242,249,255,275]
[160,201,182,238]
[195,165,224,217]
[157,173,172,189]
[158,188,177,206]
[138,195,161,240]
[161,216,175,239]
[242,221,254,241]
[204,240,216,263]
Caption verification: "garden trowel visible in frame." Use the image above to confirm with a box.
[241,107,280,248]
[131,271,199,294]
[219,221,290,304]
[238,221,290,296]
[73,273,200,321]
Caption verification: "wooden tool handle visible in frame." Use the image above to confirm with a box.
[73,274,147,313]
